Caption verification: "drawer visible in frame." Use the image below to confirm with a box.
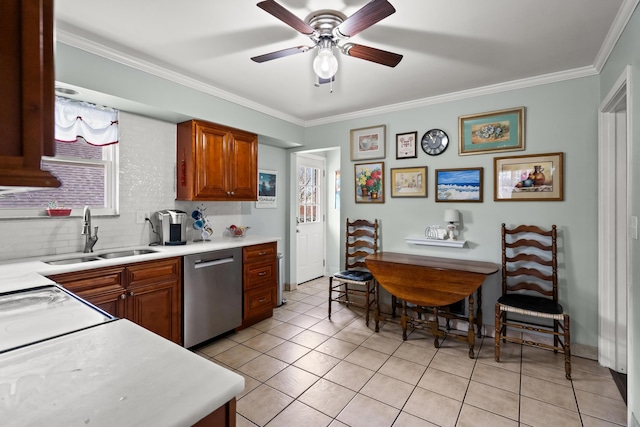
[48,266,125,294]
[126,257,181,287]
[244,286,275,316]
[244,260,276,290]
[243,242,276,263]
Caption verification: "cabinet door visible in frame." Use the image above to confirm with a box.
[0,0,60,188]
[126,258,182,344]
[126,278,181,345]
[81,290,127,318]
[227,130,257,200]
[193,123,229,199]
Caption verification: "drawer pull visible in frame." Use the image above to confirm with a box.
[258,298,267,303]
[258,271,267,276]
[258,251,266,256]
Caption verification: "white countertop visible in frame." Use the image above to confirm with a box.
[0,236,280,425]
[0,235,279,291]
[0,319,244,426]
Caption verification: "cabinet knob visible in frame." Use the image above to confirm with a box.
[129,291,135,297]
[120,294,126,299]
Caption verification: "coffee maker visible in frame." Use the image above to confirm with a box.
[154,210,187,245]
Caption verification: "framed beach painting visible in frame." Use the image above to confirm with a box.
[458,107,525,155]
[494,152,563,201]
[390,166,427,198]
[435,167,483,202]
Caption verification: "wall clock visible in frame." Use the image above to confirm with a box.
[421,129,449,156]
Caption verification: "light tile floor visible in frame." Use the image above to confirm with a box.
[195,277,628,427]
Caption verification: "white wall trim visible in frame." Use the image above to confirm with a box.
[598,65,633,371]
[57,26,601,129]
[593,0,640,72]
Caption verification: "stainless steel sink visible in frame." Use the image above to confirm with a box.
[45,256,101,265]
[97,249,158,259]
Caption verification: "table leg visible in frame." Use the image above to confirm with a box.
[401,300,408,340]
[476,285,483,338]
[374,281,380,333]
[467,292,476,358]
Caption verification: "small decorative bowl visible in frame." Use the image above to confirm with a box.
[227,226,250,237]
[46,208,72,217]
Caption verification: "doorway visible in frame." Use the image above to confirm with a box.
[598,65,633,378]
[295,153,326,284]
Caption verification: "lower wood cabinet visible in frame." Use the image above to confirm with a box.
[241,242,277,329]
[48,257,182,345]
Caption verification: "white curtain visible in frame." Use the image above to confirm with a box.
[54,96,118,145]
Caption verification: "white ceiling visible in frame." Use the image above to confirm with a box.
[54,1,630,126]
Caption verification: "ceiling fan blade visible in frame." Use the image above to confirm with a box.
[335,0,396,38]
[257,0,317,36]
[343,43,403,67]
[251,46,312,63]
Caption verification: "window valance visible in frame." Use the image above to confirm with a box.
[54,96,118,146]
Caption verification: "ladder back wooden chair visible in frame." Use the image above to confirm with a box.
[329,218,378,326]
[495,223,571,379]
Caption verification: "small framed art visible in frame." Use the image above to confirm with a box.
[355,162,384,203]
[395,131,418,159]
[494,152,563,201]
[435,167,483,202]
[458,107,525,155]
[350,125,386,161]
[256,169,277,208]
[390,166,427,198]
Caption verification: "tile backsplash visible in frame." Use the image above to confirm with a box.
[0,112,179,261]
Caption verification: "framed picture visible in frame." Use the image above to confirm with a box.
[256,169,277,208]
[390,166,427,198]
[494,152,564,201]
[435,167,483,202]
[350,125,386,161]
[458,107,525,155]
[355,162,384,203]
[395,131,418,159]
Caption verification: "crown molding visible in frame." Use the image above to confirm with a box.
[593,0,639,72]
[305,66,599,127]
[55,29,306,127]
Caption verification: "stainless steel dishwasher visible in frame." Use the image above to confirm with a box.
[183,248,242,348]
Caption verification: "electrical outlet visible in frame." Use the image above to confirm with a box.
[136,210,149,224]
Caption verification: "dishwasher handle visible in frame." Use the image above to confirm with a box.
[194,256,235,269]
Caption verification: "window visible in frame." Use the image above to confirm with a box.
[0,98,119,217]
[298,165,320,223]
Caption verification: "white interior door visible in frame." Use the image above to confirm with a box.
[296,154,325,284]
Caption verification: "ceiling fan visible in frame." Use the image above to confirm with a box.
[251,0,403,82]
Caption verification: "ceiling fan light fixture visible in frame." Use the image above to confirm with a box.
[313,45,338,79]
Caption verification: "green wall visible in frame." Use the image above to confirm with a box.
[303,76,601,349]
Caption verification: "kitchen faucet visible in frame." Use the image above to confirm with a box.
[82,206,99,253]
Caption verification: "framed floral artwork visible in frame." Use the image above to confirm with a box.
[458,107,525,155]
[395,131,417,159]
[355,162,384,203]
[390,166,427,198]
[494,152,564,201]
[350,125,386,161]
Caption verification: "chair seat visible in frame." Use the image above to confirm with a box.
[498,294,563,315]
[333,270,373,283]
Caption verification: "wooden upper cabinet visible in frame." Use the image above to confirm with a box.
[0,0,61,188]
[177,119,257,201]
